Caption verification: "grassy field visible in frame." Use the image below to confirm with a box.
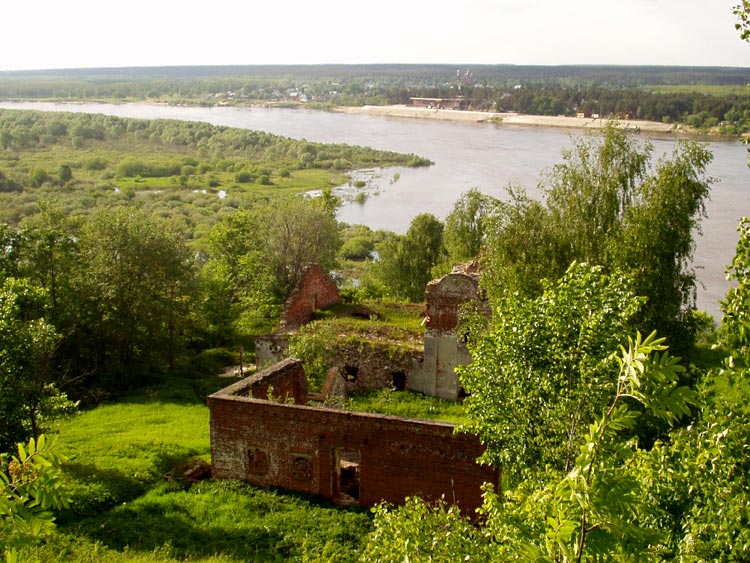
[22,372,373,562]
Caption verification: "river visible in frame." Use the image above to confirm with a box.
[1,100,748,319]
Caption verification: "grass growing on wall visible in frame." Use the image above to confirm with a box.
[345,388,469,425]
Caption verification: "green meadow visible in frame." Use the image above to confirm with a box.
[26,372,373,563]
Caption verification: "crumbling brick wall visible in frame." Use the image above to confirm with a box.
[280,264,341,331]
[411,265,486,400]
[217,357,308,404]
[320,340,419,399]
[209,361,497,515]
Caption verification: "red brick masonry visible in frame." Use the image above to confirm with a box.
[280,264,342,330]
[208,360,497,515]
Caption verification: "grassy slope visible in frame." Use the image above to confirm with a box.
[24,375,372,563]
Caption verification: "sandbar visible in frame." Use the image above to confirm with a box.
[337,105,678,133]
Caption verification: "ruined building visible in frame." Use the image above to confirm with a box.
[210,261,495,512]
[209,358,497,514]
[258,262,485,402]
[411,262,486,401]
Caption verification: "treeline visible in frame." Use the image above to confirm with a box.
[3,64,750,131]
[0,109,427,168]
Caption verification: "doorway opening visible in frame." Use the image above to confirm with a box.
[334,448,361,505]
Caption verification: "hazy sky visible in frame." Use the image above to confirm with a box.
[1,0,747,71]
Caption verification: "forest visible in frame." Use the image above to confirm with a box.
[2,12,750,554]
[2,63,750,132]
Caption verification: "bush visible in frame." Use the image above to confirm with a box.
[340,236,375,261]
[234,170,254,183]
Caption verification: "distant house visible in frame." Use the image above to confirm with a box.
[410,97,468,111]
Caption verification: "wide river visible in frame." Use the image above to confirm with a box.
[2,101,749,319]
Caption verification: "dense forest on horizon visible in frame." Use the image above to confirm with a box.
[3,63,750,132]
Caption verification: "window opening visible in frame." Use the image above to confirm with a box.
[344,365,359,382]
[391,370,407,391]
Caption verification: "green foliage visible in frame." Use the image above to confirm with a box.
[483,125,712,352]
[721,217,750,358]
[73,208,196,385]
[504,331,694,563]
[376,214,445,302]
[58,164,72,184]
[287,309,423,392]
[613,140,713,353]
[0,278,75,453]
[442,188,498,266]
[1,435,70,561]
[459,262,645,483]
[287,324,337,391]
[363,332,696,563]
[734,1,750,42]
[345,389,467,424]
[339,236,375,261]
[360,497,490,563]
[648,369,750,563]
[199,196,340,342]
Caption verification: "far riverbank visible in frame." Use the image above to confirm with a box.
[337,105,682,133]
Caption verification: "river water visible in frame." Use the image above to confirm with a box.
[2,101,748,319]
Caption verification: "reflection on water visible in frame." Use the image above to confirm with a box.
[1,101,747,319]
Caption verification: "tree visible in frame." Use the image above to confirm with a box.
[442,188,498,265]
[73,209,196,384]
[362,330,695,563]
[721,217,750,358]
[359,497,491,563]
[262,195,341,297]
[200,195,341,340]
[57,164,72,184]
[614,141,713,352]
[459,262,645,484]
[376,213,445,302]
[0,278,73,454]
[483,125,712,351]
[485,331,693,563]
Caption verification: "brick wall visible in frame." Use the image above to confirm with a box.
[280,264,341,330]
[216,358,308,404]
[209,366,497,515]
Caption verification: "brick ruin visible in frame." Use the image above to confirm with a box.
[209,358,498,514]
[411,262,487,400]
[256,262,485,403]
[279,263,342,331]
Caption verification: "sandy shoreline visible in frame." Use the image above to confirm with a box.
[336,105,679,133]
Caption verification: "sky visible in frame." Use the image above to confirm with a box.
[1,0,748,71]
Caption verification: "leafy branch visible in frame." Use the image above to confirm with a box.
[1,435,70,563]
[527,331,696,563]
